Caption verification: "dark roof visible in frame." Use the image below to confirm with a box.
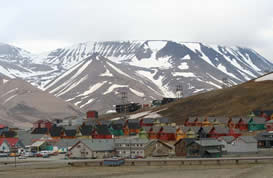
[111,123,123,130]
[142,118,154,124]
[1,131,16,138]
[263,110,273,116]
[128,119,139,124]
[49,126,63,137]
[80,125,93,136]
[83,120,96,126]
[112,120,125,125]
[174,138,196,146]
[64,129,77,137]
[159,117,169,124]
[162,126,176,133]
[128,122,140,130]
[99,120,111,126]
[200,126,213,133]
[213,126,229,134]
[248,117,266,124]
[95,125,111,135]
[256,132,273,140]
[31,128,48,134]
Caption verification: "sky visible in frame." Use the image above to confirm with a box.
[0,0,273,61]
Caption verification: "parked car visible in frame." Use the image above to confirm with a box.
[0,153,9,157]
[24,152,35,157]
[18,155,26,159]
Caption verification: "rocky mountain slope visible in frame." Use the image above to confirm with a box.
[0,76,82,128]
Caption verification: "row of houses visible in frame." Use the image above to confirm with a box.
[184,116,271,131]
[174,136,258,158]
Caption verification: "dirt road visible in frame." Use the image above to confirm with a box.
[0,163,272,178]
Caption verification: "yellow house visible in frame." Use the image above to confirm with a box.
[176,127,186,141]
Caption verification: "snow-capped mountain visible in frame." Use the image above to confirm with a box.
[1,40,273,114]
[42,40,273,113]
[44,54,163,113]
[0,43,57,87]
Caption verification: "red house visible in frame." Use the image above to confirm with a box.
[235,117,248,131]
[184,117,201,127]
[148,126,162,139]
[140,118,154,127]
[209,126,241,138]
[92,125,112,139]
[33,120,52,130]
[159,126,176,141]
[86,110,98,119]
[265,120,273,131]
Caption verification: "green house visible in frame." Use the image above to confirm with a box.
[110,120,124,136]
[138,127,149,139]
[248,117,266,131]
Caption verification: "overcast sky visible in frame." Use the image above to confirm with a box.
[0,0,273,61]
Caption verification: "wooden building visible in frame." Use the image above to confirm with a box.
[174,138,196,157]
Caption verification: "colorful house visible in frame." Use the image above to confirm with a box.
[92,125,112,139]
[235,117,248,131]
[248,117,266,131]
[62,126,78,139]
[0,125,9,136]
[174,138,196,157]
[49,126,63,139]
[140,118,154,127]
[0,138,25,153]
[184,117,201,127]
[149,126,162,139]
[159,126,176,141]
[209,126,241,138]
[110,120,124,137]
[265,120,273,132]
[176,127,186,141]
[127,119,141,136]
[138,128,149,139]
[79,125,93,138]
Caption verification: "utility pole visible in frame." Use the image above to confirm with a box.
[176,84,183,99]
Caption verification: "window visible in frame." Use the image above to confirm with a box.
[77,145,81,148]
[86,152,88,155]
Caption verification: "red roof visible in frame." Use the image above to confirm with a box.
[0,138,19,147]
[0,124,7,129]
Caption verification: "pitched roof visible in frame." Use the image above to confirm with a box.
[80,125,93,136]
[128,122,140,130]
[142,118,154,124]
[49,126,63,137]
[218,136,235,143]
[55,139,79,148]
[195,139,222,146]
[0,124,7,129]
[112,119,125,125]
[151,126,162,132]
[114,138,151,144]
[162,126,176,133]
[142,126,152,132]
[256,132,273,140]
[95,125,111,135]
[80,139,114,151]
[159,117,169,124]
[238,136,257,143]
[248,117,266,124]
[111,123,123,130]
[18,130,47,146]
[31,128,48,134]
[174,138,196,146]
[0,138,19,147]
[213,126,230,134]
[1,131,16,138]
